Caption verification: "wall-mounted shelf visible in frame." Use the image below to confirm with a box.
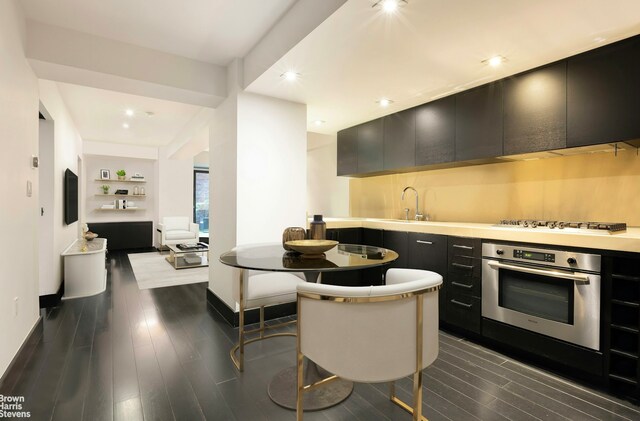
[95,179,146,183]
[96,208,145,211]
[95,194,147,198]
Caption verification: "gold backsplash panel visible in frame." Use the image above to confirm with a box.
[349,149,640,226]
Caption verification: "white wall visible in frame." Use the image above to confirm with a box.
[209,94,238,308]
[156,148,194,227]
[307,132,350,217]
[236,92,307,243]
[38,79,84,295]
[194,151,209,168]
[208,91,307,308]
[0,0,40,378]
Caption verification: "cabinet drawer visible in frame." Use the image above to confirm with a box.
[446,271,481,297]
[445,291,481,334]
[408,232,447,275]
[448,236,481,258]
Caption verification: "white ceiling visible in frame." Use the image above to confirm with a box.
[21,0,296,66]
[57,83,204,147]
[246,0,640,134]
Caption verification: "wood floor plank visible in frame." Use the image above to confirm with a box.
[134,344,174,421]
[83,329,114,421]
[51,344,91,421]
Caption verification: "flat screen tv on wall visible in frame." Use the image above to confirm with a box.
[64,168,78,225]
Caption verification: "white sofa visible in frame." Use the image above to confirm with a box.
[158,216,199,251]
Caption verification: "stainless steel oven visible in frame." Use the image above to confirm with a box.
[482,243,601,350]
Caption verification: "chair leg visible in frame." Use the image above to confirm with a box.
[296,296,304,421]
[259,306,265,339]
[412,370,423,421]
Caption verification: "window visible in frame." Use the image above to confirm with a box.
[193,169,209,236]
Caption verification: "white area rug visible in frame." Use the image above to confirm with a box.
[128,252,208,290]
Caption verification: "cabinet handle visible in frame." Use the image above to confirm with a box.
[452,244,473,250]
[416,240,433,245]
[450,299,472,309]
[452,263,474,270]
[451,281,473,289]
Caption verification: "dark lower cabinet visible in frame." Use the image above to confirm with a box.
[455,81,504,161]
[415,96,456,166]
[407,232,447,274]
[362,228,383,247]
[604,255,640,400]
[504,61,567,155]
[337,126,358,176]
[567,36,640,147]
[383,109,415,170]
[87,221,152,250]
[446,291,481,334]
[382,230,408,269]
[444,236,482,331]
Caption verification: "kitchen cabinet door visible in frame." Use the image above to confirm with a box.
[415,96,455,165]
[383,108,416,170]
[357,119,384,174]
[407,232,447,276]
[362,228,383,247]
[382,230,408,269]
[455,82,504,161]
[567,36,640,147]
[337,126,358,176]
[504,61,567,155]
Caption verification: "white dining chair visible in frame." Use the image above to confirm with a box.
[230,245,306,371]
[295,268,442,421]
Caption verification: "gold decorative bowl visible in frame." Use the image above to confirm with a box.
[84,232,98,241]
[285,239,338,257]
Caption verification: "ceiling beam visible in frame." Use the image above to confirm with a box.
[26,21,227,107]
[242,0,347,89]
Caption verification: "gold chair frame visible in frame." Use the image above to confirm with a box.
[230,268,297,371]
[295,285,440,421]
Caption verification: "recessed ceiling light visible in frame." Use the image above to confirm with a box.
[125,109,134,117]
[313,120,326,126]
[483,55,506,67]
[122,123,130,129]
[373,0,407,13]
[281,71,300,81]
[377,98,394,107]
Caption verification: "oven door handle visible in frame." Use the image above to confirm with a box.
[486,260,590,283]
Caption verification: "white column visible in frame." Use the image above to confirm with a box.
[208,62,307,309]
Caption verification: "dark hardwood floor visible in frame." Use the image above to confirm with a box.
[1,251,639,420]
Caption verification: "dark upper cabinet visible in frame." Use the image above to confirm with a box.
[567,37,640,147]
[504,61,567,155]
[382,230,408,269]
[357,119,384,174]
[415,96,456,165]
[455,81,504,161]
[337,126,358,176]
[383,109,416,170]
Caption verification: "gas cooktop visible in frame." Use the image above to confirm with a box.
[497,220,627,233]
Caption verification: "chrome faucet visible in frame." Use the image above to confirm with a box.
[401,186,424,221]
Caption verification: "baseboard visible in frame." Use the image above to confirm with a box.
[0,315,42,390]
[206,288,297,327]
[39,281,64,308]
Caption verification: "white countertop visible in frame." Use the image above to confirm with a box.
[62,238,107,256]
[316,218,640,253]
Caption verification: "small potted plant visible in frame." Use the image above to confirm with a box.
[101,185,110,194]
[116,169,126,181]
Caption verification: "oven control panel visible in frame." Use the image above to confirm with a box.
[513,249,555,263]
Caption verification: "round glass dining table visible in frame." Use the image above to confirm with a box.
[219,243,399,410]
